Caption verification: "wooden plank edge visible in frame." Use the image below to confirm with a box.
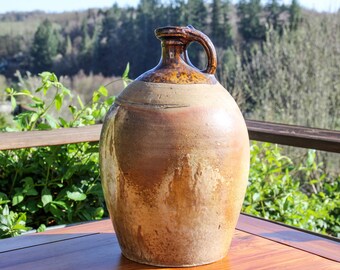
[0,233,99,254]
[0,219,113,254]
[1,121,339,152]
[237,213,340,263]
[0,125,102,150]
[246,120,340,153]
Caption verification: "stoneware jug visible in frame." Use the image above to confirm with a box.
[100,26,250,267]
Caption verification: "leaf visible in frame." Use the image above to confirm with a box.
[12,193,24,206]
[37,224,46,233]
[30,112,39,124]
[94,207,104,219]
[252,193,261,202]
[307,149,316,167]
[3,204,9,216]
[45,114,58,129]
[122,62,130,79]
[39,72,52,79]
[37,123,52,130]
[80,210,92,221]
[5,87,13,94]
[77,95,84,109]
[59,117,68,127]
[12,223,28,231]
[48,203,64,217]
[62,86,71,96]
[22,177,34,187]
[35,86,44,93]
[15,212,27,224]
[26,188,38,196]
[51,201,67,209]
[64,167,76,180]
[98,86,108,97]
[26,197,39,210]
[41,188,53,206]
[67,191,87,201]
[69,105,77,115]
[10,96,16,110]
[92,91,100,103]
[0,192,8,201]
[55,94,62,111]
[32,96,43,104]
[105,96,115,106]
[21,89,31,95]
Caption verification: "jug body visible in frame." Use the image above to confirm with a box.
[100,26,249,267]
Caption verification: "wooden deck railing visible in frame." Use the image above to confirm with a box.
[0,120,339,153]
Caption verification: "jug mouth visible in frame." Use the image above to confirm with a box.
[155,25,194,42]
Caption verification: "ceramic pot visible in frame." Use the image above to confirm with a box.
[100,26,249,267]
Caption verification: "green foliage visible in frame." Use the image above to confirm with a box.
[243,143,340,237]
[1,0,304,79]
[0,72,114,238]
[0,203,31,238]
[211,0,233,48]
[289,0,302,31]
[185,0,208,31]
[31,19,60,73]
[237,0,266,43]
[0,73,338,240]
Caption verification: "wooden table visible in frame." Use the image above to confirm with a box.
[0,214,339,269]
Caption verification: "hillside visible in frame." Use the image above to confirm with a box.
[0,0,339,131]
[0,1,298,78]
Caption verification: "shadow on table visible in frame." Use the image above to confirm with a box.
[117,254,231,270]
[260,230,332,243]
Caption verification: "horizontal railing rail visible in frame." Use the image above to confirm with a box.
[0,120,339,153]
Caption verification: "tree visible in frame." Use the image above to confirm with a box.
[177,0,208,69]
[237,0,266,44]
[289,0,302,31]
[185,0,208,31]
[221,1,233,47]
[30,19,59,73]
[163,0,185,26]
[211,0,224,45]
[211,0,233,48]
[93,4,122,76]
[78,19,93,73]
[133,0,162,76]
[266,0,280,30]
[64,35,73,55]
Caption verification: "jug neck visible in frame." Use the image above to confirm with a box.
[159,40,186,65]
[135,26,217,84]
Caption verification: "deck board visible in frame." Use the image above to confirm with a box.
[1,121,339,152]
[0,216,339,270]
[237,214,340,262]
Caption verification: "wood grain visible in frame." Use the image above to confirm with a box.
[1,215,339,270]
[0,124,102,150]
[246,120,340,153]
[237,214,340,262]
[0,217,339,270]
[1,120,339,152]
[0,219,112,253]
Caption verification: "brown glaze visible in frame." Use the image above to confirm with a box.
[100,26,250,267]
[136,26,217,84]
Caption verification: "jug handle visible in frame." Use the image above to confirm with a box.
[183,25,217,75]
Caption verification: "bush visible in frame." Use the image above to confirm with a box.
[0,72,338,238]
[243,143,339,237]
[225,14,340,130]
[0,71,117,237]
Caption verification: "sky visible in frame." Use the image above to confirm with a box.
[0,0,340,14]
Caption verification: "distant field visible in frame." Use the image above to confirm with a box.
[0,21,40,36]
[0,10,90,37]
